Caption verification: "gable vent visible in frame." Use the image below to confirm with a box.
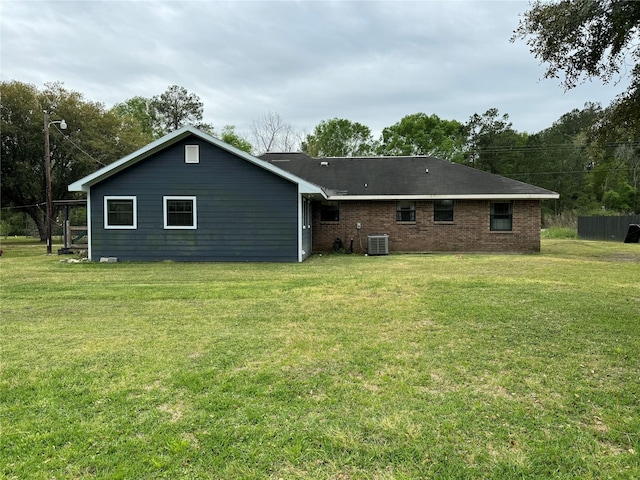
[367,235,389,255]
[185,145,199,163]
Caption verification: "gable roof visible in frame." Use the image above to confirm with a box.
[261,153,559,200]
[68,126,326,197]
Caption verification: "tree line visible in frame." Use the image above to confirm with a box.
[278,105,640,218]
[2,80,637,240]
[2,0,639,239]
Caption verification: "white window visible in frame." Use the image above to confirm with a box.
[164,196,197,229]
[185,145,199,164]
[104,196,137,229]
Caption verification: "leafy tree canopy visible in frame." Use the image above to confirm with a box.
[150,85,205,135]
[302,118,375,157]
[212,125,253,154]
[114,85,211,139]
[378,113,466,162]
[513,0,640,89]
[465,109,529,174]
[0,80,149,241]
[513,0,640,132]
[111,96,155,141]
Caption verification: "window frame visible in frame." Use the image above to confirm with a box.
[104,195,137,229]
[434,199,454,222]
[396,201,416,222]
[163,196,197,230]
[490,201,513,232]
[320,201,340,222]
[185,144,200,164]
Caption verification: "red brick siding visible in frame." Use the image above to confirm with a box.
[312,200,541,253]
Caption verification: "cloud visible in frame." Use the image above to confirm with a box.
[0,0,630,137]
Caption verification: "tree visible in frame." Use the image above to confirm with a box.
[251,111,302,154]
[513,0,640,88]
[215,125,253,154]
[111,96,155,141]
[587,116,640,213]
[0,81,149,242]
[512,0,640,130]
[465,109,528,174]
[1,81,43,236]
[528,105,603,214]
[0,210,28,236]
[150,85,205,135]
[302,118,375,157]
[378,113,466,162]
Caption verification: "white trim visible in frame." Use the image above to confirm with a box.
[69,126,326,197]
[302,196,306,230]
[87,191,92,261]
[185,144,199,163]
[163,196,197,229]
[326,193,559,201]
[301,197,311,229]
[297,189,302,262]
[104,196,137,229]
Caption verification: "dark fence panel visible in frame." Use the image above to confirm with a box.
[578,215,640,241]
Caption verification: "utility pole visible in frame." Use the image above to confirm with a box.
[44,111,53,254]
[43,111,66,254]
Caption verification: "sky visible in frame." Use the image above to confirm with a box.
[0,0,631,140]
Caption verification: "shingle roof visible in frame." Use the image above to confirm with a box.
[260,153,559,199]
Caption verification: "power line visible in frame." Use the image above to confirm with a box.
[473,141,640,155]
[508,171,590,177]
[52,123,106,166]
[1,202,46,210]
[42,98,107,167]
[506,166,637,177]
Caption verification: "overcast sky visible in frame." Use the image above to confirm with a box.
[0,0,630,139]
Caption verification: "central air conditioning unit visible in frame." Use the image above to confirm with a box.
[367,234,389,255]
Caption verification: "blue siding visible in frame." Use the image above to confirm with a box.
[90,136,299,261]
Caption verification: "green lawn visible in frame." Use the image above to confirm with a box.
[1,239,639,479]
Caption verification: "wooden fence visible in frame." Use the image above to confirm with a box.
[64,221,88,250]
[577,215,640,241]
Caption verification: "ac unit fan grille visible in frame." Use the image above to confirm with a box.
[367,235,389,255]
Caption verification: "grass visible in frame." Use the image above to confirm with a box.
[541,226,578,239]
[1,238,639,479]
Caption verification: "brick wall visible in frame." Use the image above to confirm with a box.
[312,200,541,254]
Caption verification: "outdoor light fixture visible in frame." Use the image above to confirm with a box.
[44,111,67,254]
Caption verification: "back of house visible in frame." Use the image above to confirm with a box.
[69,127,559,261]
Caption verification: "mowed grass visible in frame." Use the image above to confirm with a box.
[1,239,639,479]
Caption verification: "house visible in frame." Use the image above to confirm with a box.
[68,126,325,262]
[69,126,558,262]
[260,152,559,254]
